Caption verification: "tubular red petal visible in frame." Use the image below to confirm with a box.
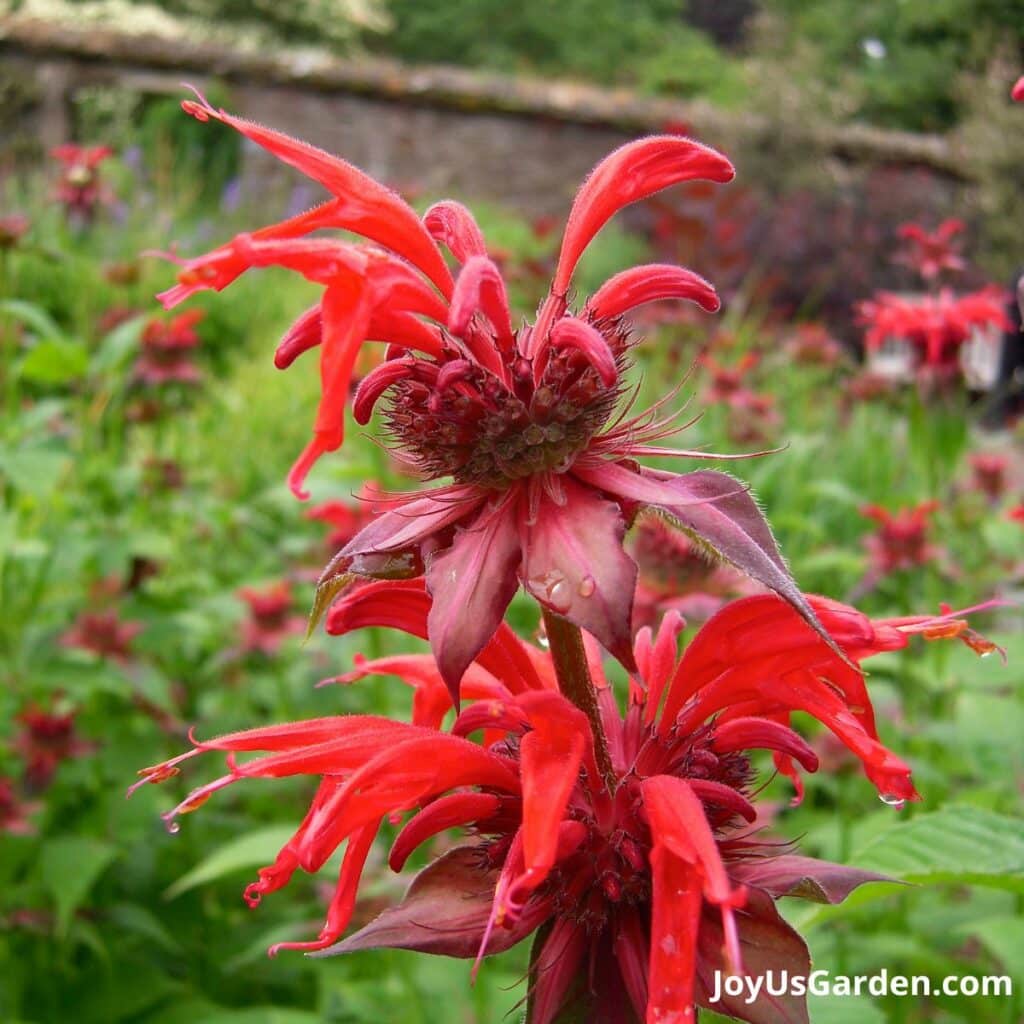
[712,717,819,773]
[588,263,720,321]
[647,846,703,1024]
[268,821,379,956]
[287,434,331,501]
[181,91,454,298]
[424,201,488,264]
[643,775,746,975]
[274,303,322,368]
[548,317,619,386]
[448,256,516,368]
[528,918,588,1024]
[389,793,502,872]
[551,136,734,296]
[686,779,757,823]
[367,309,443,356]
[352,360,419,424]
[614,909,650,1020]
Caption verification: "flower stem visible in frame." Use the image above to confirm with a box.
[541,608,616,793]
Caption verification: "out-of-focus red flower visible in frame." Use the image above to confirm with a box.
[0,778,38,835]
[14,703,93,789]
[238,581,305,655]
[860,501,942,577]
[97,305,139,335]
[60,608,143,661]
[306,484,381,549]
[50,144,114,223]
[785,323,845,368]
[968,453,1010,503]
[629,516,761,630]
[159,92,845,703]
[699,353,780,443]
[133,581,995,1021]
[701,352,760,403]
[1012,76,1024,102]
[135,309,204,385]
[895,220,965,282]
[1008,503,1024,524]
[0,213,30,250]
[857,287,1010,380]
[142,456,186,493]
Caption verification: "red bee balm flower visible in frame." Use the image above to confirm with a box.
[135,309,205,385]
[238,581,305,655]
[60,608,142,662]
[132,583,995,1023]
[50,144,114,222]
[857,288,1009,378]
[15,703,93,789]
[160,93,841,699]
[860,501,941,576]
[895,220,965,282]
[968,453,1010,503]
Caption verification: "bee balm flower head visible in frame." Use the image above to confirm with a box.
[159,93,847,701]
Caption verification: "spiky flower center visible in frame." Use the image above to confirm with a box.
[383,332,623,487]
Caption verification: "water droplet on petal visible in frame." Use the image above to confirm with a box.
[529,571,572,614]
[879,793,906,810]
[578,575,596,598]
[165,819,181,835]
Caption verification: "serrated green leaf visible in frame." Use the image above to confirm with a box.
[40,837,119,937]
[165,825,296,900]
[853,805,1024,891]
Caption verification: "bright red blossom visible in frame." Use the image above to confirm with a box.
[857,287,1009,379]
[132,583,994,1023]
[60,608,142,662]
[158,92,842,701]
[14,703,93,789]
[0,778,37,836]
[860,501,942,577]
[135,309,205,385]
[967,453,1010,503]
[50,144,114,222]
[895,219,965,282]
[238,581,305,655]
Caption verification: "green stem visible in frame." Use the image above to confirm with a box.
[541,608,616,793]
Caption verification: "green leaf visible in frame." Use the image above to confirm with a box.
[853,805,1024,892]
[40,837,119,937]
[92,314,145,374]
[0,298,65,341]
[19,337,90,384]
[165,825,297,899]
[0,446,71,497]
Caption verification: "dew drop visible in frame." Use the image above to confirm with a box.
[979,649,994,659]
[578,575,596,598]
[165,819,181,835]
[529,571,572,614]
[879,793,906,810]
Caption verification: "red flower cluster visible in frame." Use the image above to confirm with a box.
[857,287,1009,380]
[133,581,993,1023]
[784,323,846,368]
[967,453,1010,503]
[135,309,205,386]
[157,92,844,702]
[859,501,943,586]
[237,581,305,655]
[895,219,965,282]
[60,608,142,662]
[699,353,780,444]
[14,703,92,790]
[50,144,114,223]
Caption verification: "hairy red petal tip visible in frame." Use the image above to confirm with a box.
[288,436,332,501]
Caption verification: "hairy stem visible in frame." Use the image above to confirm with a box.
[541,608,616,793]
